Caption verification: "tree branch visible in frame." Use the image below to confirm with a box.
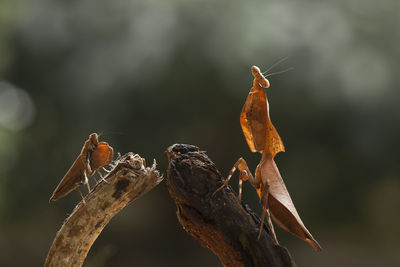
[166,144,296,267]
[45,153,163,267]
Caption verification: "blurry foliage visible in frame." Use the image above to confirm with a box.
[0,0,399,266]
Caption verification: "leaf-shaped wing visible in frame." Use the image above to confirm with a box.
[259,156,322,251]
[240,87,269,153]
[265,121,285,158]
[264,94,285,158]
[49,155,87,201]
[240,85,285,157]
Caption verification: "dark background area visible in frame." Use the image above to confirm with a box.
[0,0,399,266]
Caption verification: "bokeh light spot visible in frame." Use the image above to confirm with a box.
[0,81,36,131]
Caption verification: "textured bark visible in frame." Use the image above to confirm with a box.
[166,144,296,267]
[45,153,163,267]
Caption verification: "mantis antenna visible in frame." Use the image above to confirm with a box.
[262,57,288,75]
[265,67,294,77]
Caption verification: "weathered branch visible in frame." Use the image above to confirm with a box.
[45,153,163,267]
[166,144,296,267]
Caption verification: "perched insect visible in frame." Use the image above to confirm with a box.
[49,133,114,202]
[213,65,322,251]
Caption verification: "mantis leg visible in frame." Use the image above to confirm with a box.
[83,171,91,193]
[213,158,279,243]
[102,167,111,173]
[257,183,279,244]
[258,206,278,244]
[78,187,86,204]
[212,158,256,201]
[97,170,110,184]
[265,208,278,244]
[82,150,94,176]
[82,154,106,184]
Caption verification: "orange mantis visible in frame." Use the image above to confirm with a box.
[214,66,322,251]
[49,133,114,202]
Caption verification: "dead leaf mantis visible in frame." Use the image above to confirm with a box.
[213,66,322,251]
[49,133,114,202]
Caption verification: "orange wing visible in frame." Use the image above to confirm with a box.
[240,86,268,153]
[90,142,114,171]
[240,85,285,157]
[265,113,285,158]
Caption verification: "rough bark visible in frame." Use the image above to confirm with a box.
[45,153,163,267]
[166,144,296,267]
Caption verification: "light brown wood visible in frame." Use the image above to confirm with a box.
[45,152,162,267]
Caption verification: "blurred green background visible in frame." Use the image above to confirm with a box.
[0,0,399,266]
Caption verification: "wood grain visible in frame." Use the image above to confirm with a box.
[45,153,162,267]
[166,144,296,267]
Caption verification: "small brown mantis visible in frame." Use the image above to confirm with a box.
[213,66,322,251]
[49,133,114,202]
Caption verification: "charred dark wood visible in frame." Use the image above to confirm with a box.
[166,144,296,267]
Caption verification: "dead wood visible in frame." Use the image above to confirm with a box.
[45,152,163,267]
[166,144,296,267]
